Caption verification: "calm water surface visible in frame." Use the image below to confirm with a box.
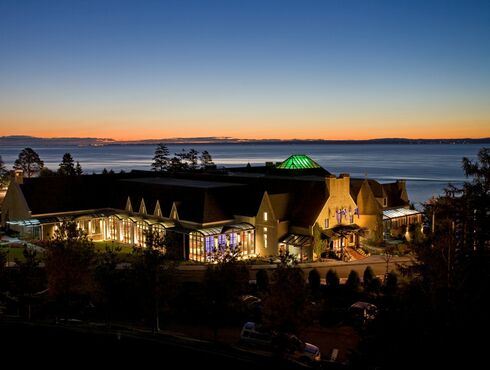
[0,143,485,206]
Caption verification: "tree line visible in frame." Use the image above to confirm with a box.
[0,143,216,188]
[151,143,215,172]
[0,148,83,183]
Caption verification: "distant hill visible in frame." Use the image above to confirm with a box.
[0,136,115,146]
[0,135,489,147]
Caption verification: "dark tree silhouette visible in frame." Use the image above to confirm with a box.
[363,266,375,289]
[345,270,361,293]
[13,147,44,177]
[0,248,8,297]
[75,161,83,175]
[204,246,248,340]
[256,269,269,294]
[308,268,321,296]
[0,155,9,188]
[262,251,307,335]
[58,153,76,176]
[132,229,175,333]
[186,149,199,170]
[44,221,95,321]
[94,244,122,327]
[355,147,490,369]
[12,246,46,320]
[199,150,215,170]
[326,268,340,288]
[151,143,170,172]
[39,167,56,176]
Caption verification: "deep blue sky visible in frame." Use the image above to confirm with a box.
[1,0,489,139]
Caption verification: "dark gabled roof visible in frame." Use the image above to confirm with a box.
[115,177,246,224]
[290,180,329,227]
[122,177,243,189]
[383,182,409,208]
[20,175,118,215]
[268,193,291,221]
[350,179,386,199]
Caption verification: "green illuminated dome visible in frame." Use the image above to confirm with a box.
[276,155,321,170]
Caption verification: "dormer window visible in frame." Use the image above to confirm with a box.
[264,212,268,221]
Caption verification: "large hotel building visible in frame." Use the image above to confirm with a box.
[1,155,422,262]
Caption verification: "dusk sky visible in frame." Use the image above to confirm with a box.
[1,0,489,140]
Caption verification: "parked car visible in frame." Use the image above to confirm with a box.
[239,321,274,348]
[281,333,321,364]
[348,301,378,325]
[239,322,321,363]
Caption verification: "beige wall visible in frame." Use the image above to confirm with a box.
[255,192,279,256]
[357,214,383,240]
[317,175,357,229]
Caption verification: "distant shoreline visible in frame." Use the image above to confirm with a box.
[1,135,489,147]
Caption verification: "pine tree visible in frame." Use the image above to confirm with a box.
[13,147,44,177]
[75,161,83,176]
[200,150,215,170]
[151,143,170,172]
[0,155,9,188]
[186,149,199,170]
[58,153,76,176]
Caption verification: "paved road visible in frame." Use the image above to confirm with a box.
[0,319,307,369]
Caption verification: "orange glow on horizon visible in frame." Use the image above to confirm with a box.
[0,117,489,141]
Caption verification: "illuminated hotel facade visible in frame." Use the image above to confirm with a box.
[1,155,422,262]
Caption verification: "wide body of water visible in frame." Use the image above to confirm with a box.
[0,143,485,206]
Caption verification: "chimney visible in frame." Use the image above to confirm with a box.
[14,170,24,184]
[325,174,336,191]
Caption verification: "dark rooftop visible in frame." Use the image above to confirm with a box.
[121,177,244,189]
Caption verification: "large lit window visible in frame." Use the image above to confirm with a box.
[264,233,268,248]
[264,212,268,221]
[229,233,237,247]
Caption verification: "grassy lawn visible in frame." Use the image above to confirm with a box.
[0,245,44,263]
[93,241,134,254]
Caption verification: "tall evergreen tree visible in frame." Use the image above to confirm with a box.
[199,150,215,170]
[262,251,307,335]
[186,149,199,170]
[132,229,175,333]
[44,221,95,321]
[12,246,46,320]
[0,155,9,188]
[75,161,83,176]
[13,147,44,177]
[58,153,76,176]
[151,143,170,172]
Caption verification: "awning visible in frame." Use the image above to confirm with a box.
[221,222,254,233]
[7,219,41,227]
[383,208,422,220]
[322,223,365,240]
[280,234,312,247]
[194,226,223,236]
[194,222,255,236]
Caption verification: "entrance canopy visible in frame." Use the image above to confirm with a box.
[322,223,365,240]
[383,208,422,220]
[280,233,312,247]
